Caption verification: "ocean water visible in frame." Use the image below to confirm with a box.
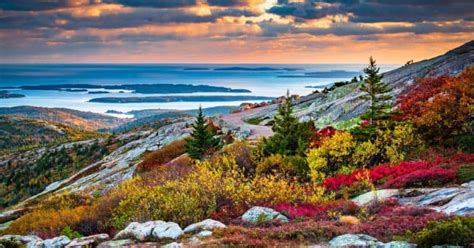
[0,64,398,116]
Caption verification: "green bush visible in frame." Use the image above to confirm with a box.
[457,163,474,183]
[61,226,82,239]
[0,239,22,248]
[415,217,474,248]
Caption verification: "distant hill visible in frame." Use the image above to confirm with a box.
[0,116,103,155]
[0,106,129,131]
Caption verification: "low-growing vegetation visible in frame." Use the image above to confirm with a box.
[1,61,473,247]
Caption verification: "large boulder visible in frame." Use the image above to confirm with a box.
[352,189,399,206]
[151,221,183,240]
[114,221,183,241]
[329,234,384,247]
[43,236,71,248]
[241,206,289,224]
[66,234,109,248]
[183,219,226,234]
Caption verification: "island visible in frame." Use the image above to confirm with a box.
[89,95,274,103]
[278,70,361,78]
[20,83,252,94]
[0,90,25,99]
[214,67,301,71]
[88,91,110,94]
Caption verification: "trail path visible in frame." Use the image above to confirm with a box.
[221,106,273,140]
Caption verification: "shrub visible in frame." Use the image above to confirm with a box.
[457,163,474,183]
[111,155,327,228]
[307,131,355,181]
[396,67,474,147]
[3,191,123,238]
[61,226,82,239]
[0,239,22,248]
[415,217,474,248]
[272,200,358,220]
[356,206,446,242]
[383,168,456,188]
[323,159,461,191]
[137,139,186,172]
[5,207,89,238]
[256,154,308,180]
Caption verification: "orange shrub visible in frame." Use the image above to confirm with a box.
[137,139,186,172]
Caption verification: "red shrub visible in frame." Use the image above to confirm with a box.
[383,168,456,188]
[323,158,464,191]
[272,200,359,220]
[309,126,336,149]
[356,206,447,242]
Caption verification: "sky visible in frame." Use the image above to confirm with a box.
[0,0,473,64]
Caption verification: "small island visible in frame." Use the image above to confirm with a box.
[88,91,110,94]
[214,67,301,71]
[0,90,25,99]
[278,70,361,78]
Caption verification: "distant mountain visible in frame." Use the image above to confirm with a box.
[0,106,129,131]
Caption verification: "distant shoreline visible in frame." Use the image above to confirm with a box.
[19,83,252,94]
[89,95,274,103]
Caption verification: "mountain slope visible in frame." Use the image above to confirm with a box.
[234,40,474,129]
[0,106,129,131]
[0,116,103,154]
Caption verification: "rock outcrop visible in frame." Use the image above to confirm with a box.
[0,120,192,224]
[241,206,289,224]
[183,219,226,234]
[352,181,474,216]
[66,234,109,248]
[329,234,416,248]
[114,221,183,241]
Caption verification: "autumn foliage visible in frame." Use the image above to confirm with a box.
[396,67,474,146]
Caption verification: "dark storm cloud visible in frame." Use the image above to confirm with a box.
[103,0,198,8]
[206,0,263,7]
[0,0,98,11]
[260,20,474,37]
[0,7,259,30]
[268,0,474,22]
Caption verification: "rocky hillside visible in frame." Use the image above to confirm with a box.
[0,116,103,155]
[0,118,193,223]
[234,40,474,129]
[0,106,129,131]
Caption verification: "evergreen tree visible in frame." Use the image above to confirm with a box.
[264,91,312,156]
[185,106,221,159]
[360,57,393,124]
[357,57,393,140]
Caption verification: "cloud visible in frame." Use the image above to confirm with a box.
[104,0,198,8]
[0,0,98,11]
[267,0,474,22]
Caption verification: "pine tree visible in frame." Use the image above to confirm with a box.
[264,91,312,156]
[360,57,393,127]
[185,106,221,159]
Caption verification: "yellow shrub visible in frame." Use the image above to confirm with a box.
[352,140,378,167]
[4,206,89,238]
[111,155,327,228]
[375,122,425,163]
[307,131,355,181]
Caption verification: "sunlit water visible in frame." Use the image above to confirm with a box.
[0,64,398,116]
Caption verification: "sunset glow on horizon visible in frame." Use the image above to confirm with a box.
[1,0,473,64]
